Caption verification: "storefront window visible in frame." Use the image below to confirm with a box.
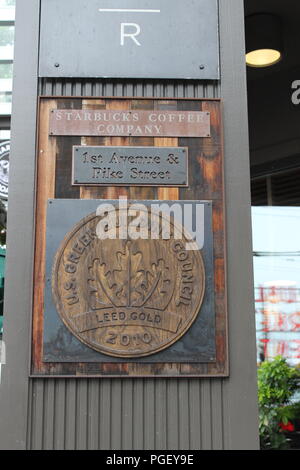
[0,129,9,140]
[0,0,14,349]
[0,2,14,116]
[0,0,15,19]
[0,27,14,58]
[252,207,300,366]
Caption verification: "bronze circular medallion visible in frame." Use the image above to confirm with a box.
[52,207,205,358]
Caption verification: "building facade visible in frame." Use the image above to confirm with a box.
[0,0,259,450]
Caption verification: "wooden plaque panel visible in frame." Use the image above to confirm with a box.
[32,97,227,377]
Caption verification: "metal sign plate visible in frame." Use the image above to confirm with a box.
[72,146,188,187]
[52,208,205,358]
[43,199,216,363]
[39,0,220,80]
[50,109,211,137]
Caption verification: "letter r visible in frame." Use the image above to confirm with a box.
[120,23,141,46]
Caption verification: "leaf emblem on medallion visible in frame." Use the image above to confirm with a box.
[87,240,172,310]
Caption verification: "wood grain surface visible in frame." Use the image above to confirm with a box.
[32,97,227,377]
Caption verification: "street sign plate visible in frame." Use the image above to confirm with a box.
[72,146,188,187]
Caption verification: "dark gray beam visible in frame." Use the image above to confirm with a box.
[0,0,40,450]
[219,0,259,450]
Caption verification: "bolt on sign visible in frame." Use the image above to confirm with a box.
[32,97,227,378]
[39,0,220,80]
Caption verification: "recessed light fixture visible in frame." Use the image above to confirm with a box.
[245,13,283,68]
